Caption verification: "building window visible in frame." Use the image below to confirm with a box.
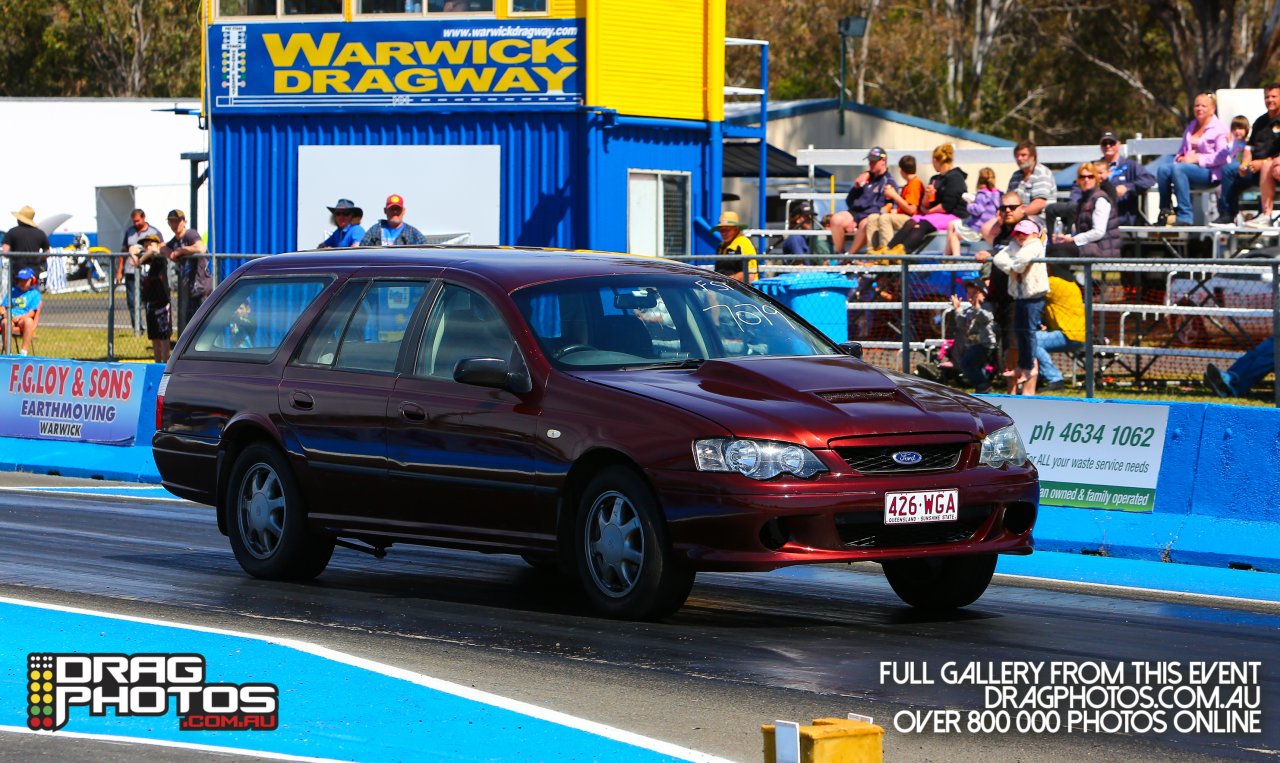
[357,0,494,13]
[627,171,690,257]
[217,0,342,17]
[509,0,547,14]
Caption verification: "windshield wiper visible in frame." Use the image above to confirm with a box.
[622,358,706,370]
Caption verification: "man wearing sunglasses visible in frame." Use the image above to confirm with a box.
[1045,131,1153,235]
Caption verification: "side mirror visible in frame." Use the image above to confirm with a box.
[838,341,864,359]
[453,357,532,394]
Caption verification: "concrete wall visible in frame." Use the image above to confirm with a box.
[1033,399,1280,573]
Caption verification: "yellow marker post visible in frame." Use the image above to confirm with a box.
[761,717,884,763]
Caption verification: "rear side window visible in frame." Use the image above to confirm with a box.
[334,281,429,373]
[187,276,332,358]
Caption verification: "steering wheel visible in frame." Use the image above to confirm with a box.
[553,343,595,359]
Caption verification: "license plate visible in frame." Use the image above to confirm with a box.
[884,489,959,525]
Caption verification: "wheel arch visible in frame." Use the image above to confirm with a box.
[554,448,652,567]
[215,417,287,536]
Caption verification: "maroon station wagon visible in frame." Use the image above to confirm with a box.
[154,248,1038,620]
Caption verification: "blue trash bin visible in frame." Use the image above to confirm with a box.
[753,272,855,343]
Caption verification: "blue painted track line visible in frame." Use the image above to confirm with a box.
[0,597,731,763]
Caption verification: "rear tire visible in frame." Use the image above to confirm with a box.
[226,443,334,581]
[882,554,997,610]
[574,466,694,620]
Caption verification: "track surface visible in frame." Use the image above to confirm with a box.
[1,486,1277,762]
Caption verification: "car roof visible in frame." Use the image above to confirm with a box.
[249,247,706,292]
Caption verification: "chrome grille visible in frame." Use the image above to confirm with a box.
[834,443,965,473]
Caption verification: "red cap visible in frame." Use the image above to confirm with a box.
[385,194,405,209]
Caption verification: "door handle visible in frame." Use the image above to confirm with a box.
[291,391,314,410]
[400,402,426,421]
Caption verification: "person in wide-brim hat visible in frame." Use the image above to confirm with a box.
[326,198,363,217]
[11,205,35,226]
[320,198,367,249]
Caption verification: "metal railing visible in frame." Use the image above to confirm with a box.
[3,250,1276,406]
[0,251,266,362]
[672,251,1280,406]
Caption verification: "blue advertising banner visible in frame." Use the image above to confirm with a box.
[210,19,583,113]
[2,359,144,446]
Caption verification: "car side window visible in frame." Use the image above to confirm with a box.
[329,281,429,373]
[414,284,515,379]
[293,280,430,376]
[294,280,368,367]
[186,276,332,359]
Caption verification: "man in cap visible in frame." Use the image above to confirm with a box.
[1046,131,1155,236]
[161,209,209,332]
[132,232,172,362]
[0,267,42,355]
[360,194,429,247]
[318,198,366,249]
[828,147,898,254]
[119,209,163,330]
[1,205,50,279]
[713,210,757,282]
[780,202,818,261]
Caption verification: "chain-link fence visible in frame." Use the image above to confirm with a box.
[0,252,266,362]
[675,252,1280,405]
[4,249,1277,404]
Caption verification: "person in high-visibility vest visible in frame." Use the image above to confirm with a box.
[713,211,757,283]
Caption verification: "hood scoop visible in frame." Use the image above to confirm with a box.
[818,390,897,403]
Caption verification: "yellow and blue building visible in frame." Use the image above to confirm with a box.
[204,0,734,255]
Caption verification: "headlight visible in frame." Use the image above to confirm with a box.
[979,424,1028,469]
[693,438,827,480]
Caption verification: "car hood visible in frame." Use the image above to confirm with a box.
[573,356,1008,448]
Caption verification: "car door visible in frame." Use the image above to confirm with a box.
[279,278,431,528]
[386,282,552,545]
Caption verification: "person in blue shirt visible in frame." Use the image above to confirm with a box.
[359,193,429,247]
[318,198,366,249]
[1,267,42,355]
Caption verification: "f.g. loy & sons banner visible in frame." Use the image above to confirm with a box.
[986,398,1170,513]
[210,19,582,113]
[3,359,144,445]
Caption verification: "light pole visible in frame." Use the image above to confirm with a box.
[837,16,867,136]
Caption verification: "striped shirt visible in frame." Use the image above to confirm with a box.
[1006,163,1055,228]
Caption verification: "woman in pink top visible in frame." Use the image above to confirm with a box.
[1156,92,1231,225]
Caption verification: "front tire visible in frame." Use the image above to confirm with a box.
[574,466,693,620]
[882,554,997,610]
[226,443,334,581]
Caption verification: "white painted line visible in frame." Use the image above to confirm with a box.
[0,725,342,761]
[993,572,1280,609]
[0,595,735,763]
[0,486,190,503]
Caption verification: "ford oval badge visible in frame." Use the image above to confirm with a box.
[891,451,923,465]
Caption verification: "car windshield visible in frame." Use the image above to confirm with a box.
[512,273,837,368]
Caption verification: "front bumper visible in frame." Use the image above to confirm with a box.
[652,464,1039,571]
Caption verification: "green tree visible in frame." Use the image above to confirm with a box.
[0,0,200,97]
